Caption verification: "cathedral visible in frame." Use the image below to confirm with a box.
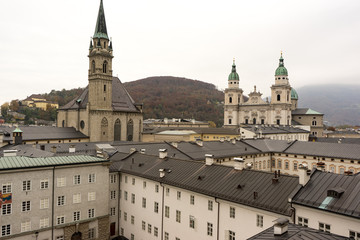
[57,0,143,142]
[224,54,324,136]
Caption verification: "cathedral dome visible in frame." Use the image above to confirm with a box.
[275,53,288,76]
[228,60,240,81]
[291,88,298,100]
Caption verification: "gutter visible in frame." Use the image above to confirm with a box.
[160,182,165,240]
[215,198,220,240]
[51,166,55,240]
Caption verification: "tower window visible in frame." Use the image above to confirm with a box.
[277,119,280,125]
[229,97,232,103]
[92,61,95,73]
[245,119,248,124]
[104,85,106,92]
[229,119,232,124]
[104,42,106,48]
[103,61,107,73]
[261,119,264,124]
[253,118,256,124]
[277,94,281,101]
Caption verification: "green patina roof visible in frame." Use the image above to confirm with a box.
[275,53,288,76]
[228,59,240,81]
[13,127,23,133]
[0,155,108,170]
[93,0,109,40]
[306,108,322,115]
[291,88,298,100]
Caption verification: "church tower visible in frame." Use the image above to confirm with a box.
[270,53,292,125]
[224,59,243,126]
[88,0,114,111]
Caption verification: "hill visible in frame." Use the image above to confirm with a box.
[296,84,360,126]
[123,76,224,126]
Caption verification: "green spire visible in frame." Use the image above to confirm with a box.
[275,52,288,76]
[228,58,240,81]
[93,0,109,40]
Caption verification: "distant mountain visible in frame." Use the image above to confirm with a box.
[296,85,360,126]
[123,76,224,127]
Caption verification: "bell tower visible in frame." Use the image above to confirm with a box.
[88,0,114,111]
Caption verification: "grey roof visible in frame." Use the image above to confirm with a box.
[292,170,360,219]
[0,145,55,158]
[242,125,309,134]
[243,139,293,152]
[247,223,348,240]
[0,126,88,143]
[292,108,323,115]
[316,137,360,145]
[59,77,141,113]
[0,155,108,170]
[144,127,239,135]
[111,152,300,216]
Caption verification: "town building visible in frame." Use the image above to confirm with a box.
[57,0,143,142]
[239,125,310,141]
[21,94,59,110]
[0,155,110,240]
[223,55,324,137]
[144,118,210,129]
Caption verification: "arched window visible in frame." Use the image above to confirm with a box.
[114,119,121,141]
[92,60,95,73]
[104,41,106,48]
[62,120,65,127]
[253,118,256,124]
[103,61,107,73]
[312,120,317,126]
[277,94,281,101]
[229,97,232,103]
[101,117,108,141]
[228,119,232,124]
[127,119,134,141]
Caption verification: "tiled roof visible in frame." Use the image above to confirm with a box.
[110,152,300,216]
[292,170,360,219]
[248,223,348,239]
[59,77,141,113]
[0,155,108,170]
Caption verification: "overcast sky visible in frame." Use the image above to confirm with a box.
[1,0,359,105]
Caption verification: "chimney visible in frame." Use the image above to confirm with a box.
[195,139,203,147]
[220,137,225,143]
[231,138,236,144]
[205,154,214,166]
[69,145,76,153]
[298,163,310,186]
[191,119,195,124]
[159,149,168,159]
[316,162,325,171]
[171,142,178,148]
[159,169,165,178]
[245,163,252,169]
[272,171,279,184]
[12,127,23,145]
[233,158,244,170]
[130,147,137,154]
[164,118,168,124]
[3,149,17,157]
[51,146,57,154]
[273,218,289,236]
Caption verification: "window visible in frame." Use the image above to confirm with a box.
[166,187,170,196]
[276,119,280,125]
[22,201,31,212]
[277,94,281,101]
[21,221,31,232]
[285,161,289,170]
[277,160,282,168]
[103,61,107,73]
[298,216,308,227]
[125,176,128,183]
[110,174,117,183]
[2,183,12,193]
[1,224,11,236]
[40,218,49,228]
[110,207,116,216]
[104,84,107,92]
[208,200,213,211]
[132,178,135,185]
[111,190,116,200]
[154,202,159,213]
[148,224,152,234]
[165,232,169,240]
[229,230,235,240]
[177,191,181,200]
[2,204,11,215]
[190,195,195,205]
[124,212,127,221]
[142,197,146,208]
[229,119,232,124]
[229,97,232,103]
[88,228,96,239]
[131,234,134,240]
[56,236,64,240]
[57,177,66,187]
[131,215,135,224]
[88,192,96,201]
[40,198,49,209]
[312,120,317,126]
[257,214,263,227]
[165,206,170,218]
[349,230,360,240]
[189,216,195,229]
[176,210,181,223]
[88,208,95,218]
[155,184,159,193]
[142,221,146,230]
[40,179,49,189]
[245,119,249,124]
[230,206,235,218]
[73,211,81,221]
[131,193,135,204]
[207,222,213,236]
[124,191,128,200]
[57,196,65,206]
[74,175,81,185]
[73,193,81,203]
[57,216,65,225]
[88,173,96,183]
[294,162,298,171]
[319,222,330,233]
[22,180,31,191]
[143,181,146,188]
[154,227,158,237]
